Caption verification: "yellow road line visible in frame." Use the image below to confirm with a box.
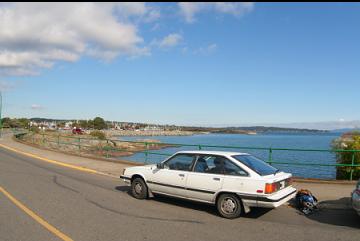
[0,143,98,174]
[0,185,74,241]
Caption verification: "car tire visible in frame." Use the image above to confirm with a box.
[131,177,148,199]
[216,193,242,219]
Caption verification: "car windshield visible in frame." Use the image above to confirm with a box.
[232,155,278,176]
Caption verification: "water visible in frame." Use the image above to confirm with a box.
[117,133,341,179]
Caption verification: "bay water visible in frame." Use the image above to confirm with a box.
[118,133,341,179]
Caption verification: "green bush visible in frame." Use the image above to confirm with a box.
[1,117,29,128]
[93,117,107,130]
[332,131,360,180]
[29,126,40,133]
[90,130,106,140]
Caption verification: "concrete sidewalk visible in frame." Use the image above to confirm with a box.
[0,133,136,177]
[0,133,355,210]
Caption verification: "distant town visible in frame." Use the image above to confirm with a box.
[1,117,328,135]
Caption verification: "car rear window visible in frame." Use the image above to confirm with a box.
[232,155,278,176]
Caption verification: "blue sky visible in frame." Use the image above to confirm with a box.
[1,3,360,127]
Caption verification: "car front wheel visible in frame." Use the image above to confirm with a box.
[131,177,148,199]
[216,193,242,219]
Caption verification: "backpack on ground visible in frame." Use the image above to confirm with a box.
[295,189,318,215]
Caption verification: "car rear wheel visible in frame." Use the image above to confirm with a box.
[131,177,148,199]
[216,193,242,219]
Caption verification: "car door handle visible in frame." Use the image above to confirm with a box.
[213,177,220,181]
[179,174,185,177]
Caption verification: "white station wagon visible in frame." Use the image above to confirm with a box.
[121,151,296,218]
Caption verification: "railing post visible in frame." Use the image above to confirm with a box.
[42,133,45,145]
[145,142,149,164]
[78,137,81,151]
[105,139,109,158]
[198,145,202,150]
[268,148,273,166]
[106,147,109,159]
[57,134,60,148]
[350,152,355,181]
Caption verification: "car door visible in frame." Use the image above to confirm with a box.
[221,158,250,194]
[185,155,227,202]
[148,153,196,197]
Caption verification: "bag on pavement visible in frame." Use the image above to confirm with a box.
[295,189,318,215]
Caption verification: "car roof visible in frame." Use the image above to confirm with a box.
[175,150,249,156]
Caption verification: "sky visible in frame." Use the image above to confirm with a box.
[0,2,360,129]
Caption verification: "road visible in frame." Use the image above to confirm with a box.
[0,147,359,241]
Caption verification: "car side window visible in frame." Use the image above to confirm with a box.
[193,155,224,175]
[164,154,196,171]
[193,155,247,176]
[223,159,248,176]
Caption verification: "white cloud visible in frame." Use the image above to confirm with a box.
[31,104,44,110]
[112,3,161,22]
[178,2,254,23]
[178,2,204,23]
[194,43,218,55]
[113,2,148,17]
[152,33,183,48]
[144,8,161,22]
[0,2,156,76]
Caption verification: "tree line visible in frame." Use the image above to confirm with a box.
[1,117,107,130]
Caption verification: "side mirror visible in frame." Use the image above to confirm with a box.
[156,163,164,169]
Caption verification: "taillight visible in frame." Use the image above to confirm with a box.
[265,183,279,194]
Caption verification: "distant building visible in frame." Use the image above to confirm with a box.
[64,121,73,129]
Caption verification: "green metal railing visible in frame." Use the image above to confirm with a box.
[13,130,360,181]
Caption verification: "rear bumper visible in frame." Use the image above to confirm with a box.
[257,187,296,208]
[241,187,297,208]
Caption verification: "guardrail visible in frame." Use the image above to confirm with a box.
[13,130,360,181]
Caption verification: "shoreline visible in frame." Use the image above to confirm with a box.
[16,132,174,160]
[106,129,204,137]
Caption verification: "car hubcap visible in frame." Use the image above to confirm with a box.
[221,198,237,214]
[134,182,142,194]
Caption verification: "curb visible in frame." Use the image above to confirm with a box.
[293,177,357,185]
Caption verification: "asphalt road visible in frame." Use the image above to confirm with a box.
[0,147,359,241]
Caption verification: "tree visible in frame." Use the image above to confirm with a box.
[87,119,94,129]
[332,131,360,180]
[18,118,30,128]
[78,120,88,129]
[1,117,23,128]
[1,117,11,128]
[57,121,65,128]
[93,117,107,130]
